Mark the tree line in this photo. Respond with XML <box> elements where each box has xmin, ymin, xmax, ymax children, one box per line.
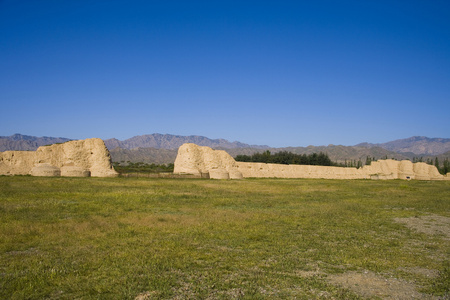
<box><xmin>235</xmin><ymin>151</ymin><xmax>337</xmax><ymax>166</ymax></box>
<box><xmin>235</xmin><ymin>151</ymin><xmax>379</xmax><ymax>168</ymax></box>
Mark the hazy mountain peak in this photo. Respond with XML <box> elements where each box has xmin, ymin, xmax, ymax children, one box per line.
<box><xmin>104</xmin><ymin>133</ymin><xmax>270</xmax><ymax>150</ymax></box>
<box><xmin>0</xmin><ymin>134</ymin><xmax>72</xmax><ymax>152</ymax></box>
<box><xmin>356</xmin><ymin>136</ymin><xmax>450</xmax><ymax>155</ymax></box>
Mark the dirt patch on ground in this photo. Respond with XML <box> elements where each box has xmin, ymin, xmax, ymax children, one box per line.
<box><xmin>397</xmin><ymin>267</ymin><xmax>440</xmax><ymax>279</ymax></box>
<box><xmin>394</xmin><ymin>215</ymin><xmax>450</xmax><ymax>240</ymax></box>
<box><xmin>135</xmin><ymin>291</ymin><xmax>159</xmax><ymax>300</ymax></box>
<box><xmin>328</xmin><ymin>271</ymin><xmax>436</xmax><ymax>299</ymax></box>
<box><xmin>327</xmin><ymin>215</ymin><xmax>449</xmax><ymax>299</ymax></box>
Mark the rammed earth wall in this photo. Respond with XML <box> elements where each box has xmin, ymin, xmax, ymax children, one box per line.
<box><xmin>0</xmin><ymin>138</ymin><xmax>118</xmax><ymax>177</ymax></box>
<box><xmin>174</xmin><ymin>143</ymin><xmax>448</xmax><ymax>180</ymax></box>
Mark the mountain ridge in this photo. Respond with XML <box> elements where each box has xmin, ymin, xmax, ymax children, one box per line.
<box><xmin>0</xmin><ymin>134</ymin><xmax>72</xmax><ymax>152</ymax></box>
<box><xmin>1</xmin><ymin>134</ymin><xmax>449</xmax><ymax>161</ymax></box>
<box><xmin>103</xmin><ymin>133</ymin><xmax>270</xmax><ymax>150</ymax></box>
<box><xmin>356</xmin><ymin>136</ymin><xmax>450</xmax><ymax>156</ymax></box>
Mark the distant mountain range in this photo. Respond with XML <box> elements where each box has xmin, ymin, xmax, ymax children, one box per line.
<box><xmin>1</xmin><ymin>134</ymin><xmax>449</xmax><ymax>165</ymax></box>
<box><xmin>0</xmin><ymin>134</ymin><xmax>71</xmax><ymax>152</ymax></box>
<box><xmin>103</xmin><ymin>134</ymin><xmax>270</xmax><ymax>150</ymax></box>
<box><xmin>356</xmin><ymin>136</ymin><xmax>450</xmax><ymax>156</ymax></box>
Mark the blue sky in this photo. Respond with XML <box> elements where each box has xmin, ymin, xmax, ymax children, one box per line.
<box><xmin>1</xmin><ymin>0</ymin><xmax>449</xmax><ymax>147</ymax></box>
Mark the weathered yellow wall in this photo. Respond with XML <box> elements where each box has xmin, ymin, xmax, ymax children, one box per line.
<box><xmin>236</xmin><ymin>159</ymin><xmax>445</xmax><ymax>180</ymax></box>
<box><xmin>174</xmin><ymin>143</ymin><xmax>242</xmax><ymax>179</ymax></box>
<box><xmin>174</xmin><ymin>143</ymin><xmax>447</xmax><ymax>180</ymax></box>
<box><xmin>235</xmin><ymin>162</ymin><xmax>367</xmax><ymax>179</ymax></box>
<box><xmin>0</xmin><ymin>138</ymin><xmax>118</xmax><ymax>177</ymax></box>
<box><xmin>0</xmin><ymin>151</ymin><xmax>36</xmax><ymax>175</ymax></box>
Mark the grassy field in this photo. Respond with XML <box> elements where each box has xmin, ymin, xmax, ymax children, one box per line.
<box><xmin>0</xmin><ymin>176</ymin><xmax>449</xmax><ymax>299</ymax></box>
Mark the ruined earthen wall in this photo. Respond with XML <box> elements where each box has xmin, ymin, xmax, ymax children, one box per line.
<box><xmin>173</xmin><ymin>143</ymin><xmax>448</xmax><ymax>180</ymax></box>
<box><xmin>0</xmin><ymin>151</ymin><xmax>36</xmax><ymax>175</ymax></box>
<box><xmin>235</xmin><ymin>162</ymin><xmax>367</xmax><ymax>179</ymax></box>
<box><xmin>0</xmin><ymin>138</ymin><xmax>118</xmax><ymax>177</ymax></box>
<box><xmin>174</xmin><ymin>143</ymin><xmax>242</xmax><ymax>179</ymax></box>
<box><xmin>238</xmin><ymin>158</ymin><xmax>446</xmax><ymax>180</ymax></box>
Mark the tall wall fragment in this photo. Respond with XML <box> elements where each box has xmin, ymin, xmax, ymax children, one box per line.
<box><xmin>173</xmin><ymin>143</ymin><xmax>243</xmax><ymax>179</ymax></box>
<box><xmin>173</xmin><ymin>143</ymin><xmax>447</xmax><ymax>180</ymax></box>
<box><xmin>0</xmin><ymin>138</ymin><xmax>118</xmax><ymax>177</ymax></box>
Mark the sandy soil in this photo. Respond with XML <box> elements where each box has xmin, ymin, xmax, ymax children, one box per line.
<box><xmin>327</xmin><ymin>214</ymin><xmax>449</xmax><ymax>299</ymax></box>
<box><xmin>394</xmin><ymin>215</ymin><xmax>450</xmax><ymax>240</ymax></box>
<box><xmin>328</xmin><ymin>270</ymin><xmax>436</xmax><ymax>299</ymax></box>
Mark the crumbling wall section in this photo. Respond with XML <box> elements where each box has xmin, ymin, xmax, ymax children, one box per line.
<box><xmin>235</xmin><ymin>162</ymin><xmax>367</xmax><ymax>179</ymax></box>
<box><xmin>173</xmin><ymin>143</ymin><xmax>447</xmax><ymax>180</ymax></box>
<box><xmin>0</xmin><ymin>138</ymin><xmax>118</xmax><ymax>177</ymax></box>
<box><xmin>0</xmin><ymin>151</ymin><xmax>36</xmax><ymax>175</ymax></box>
<box><xmin>173</xmin><ymin>143</ymin><xmax>242</xmax><ymax>179</ymax></box>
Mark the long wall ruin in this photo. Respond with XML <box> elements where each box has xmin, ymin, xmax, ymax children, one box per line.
<box><xmin>2</xmin><ymin>140</ymin><xmax>447</xmax><ymax>180</ymax></box>
<box><xmin>174</xmin><ymin>143</ymin><xmax>449</xmax><ymax>180</ymax></box>
<box><xmin>0</xmin><ymin>138</ymin><xmax>118</xmax><ymax>177</ymax></box>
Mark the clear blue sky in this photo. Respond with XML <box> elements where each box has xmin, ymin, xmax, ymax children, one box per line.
<box><xmin>1</xmin><ymin>0</ymin><xmax>449</xmax><ymax>147</ymax></box>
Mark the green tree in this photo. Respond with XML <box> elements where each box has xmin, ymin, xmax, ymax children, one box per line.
<box><xmin>443</xmin><ymin>158</ymin><xmax>449</xmax><ymax>174</ymax></box>
<box><xmin>235</xmin><ymin>151</ymin><xmax>337</xmax><ymax>167</ymax></box>
<box><xmin>434</xmin><ymin>157</ymin><xmax>440</xmax><ymax>171</ymax></box>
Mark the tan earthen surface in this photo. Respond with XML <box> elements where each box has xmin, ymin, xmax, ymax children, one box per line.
<box><xmin>174</xmin><ymin>143</ymin><xmax>447</xmax><ymax>180</ymax></box>
<box><xmin>30</xmin><ymin>163</ymin><xmax>61</xmax><ymax>177</ymax></box>
<box><xmin>0</xmin><ymin>138</ymin><xmax>118</xmax><ymax>177</ymax></box>
<box><xmin>173</xmin><ymin>143</ymin><xmax>243</xmax><ymax>179</ymax></box>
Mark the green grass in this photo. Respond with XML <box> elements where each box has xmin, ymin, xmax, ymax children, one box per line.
<box><xmin>112</xmin><ymin>162</ymin><xmax>174</xmax><ymax>174</ymax></box>
<box><xmin>0</xmin><ymin>177</ymin><xmax>449</xmax><ymax>299</ymax></box>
